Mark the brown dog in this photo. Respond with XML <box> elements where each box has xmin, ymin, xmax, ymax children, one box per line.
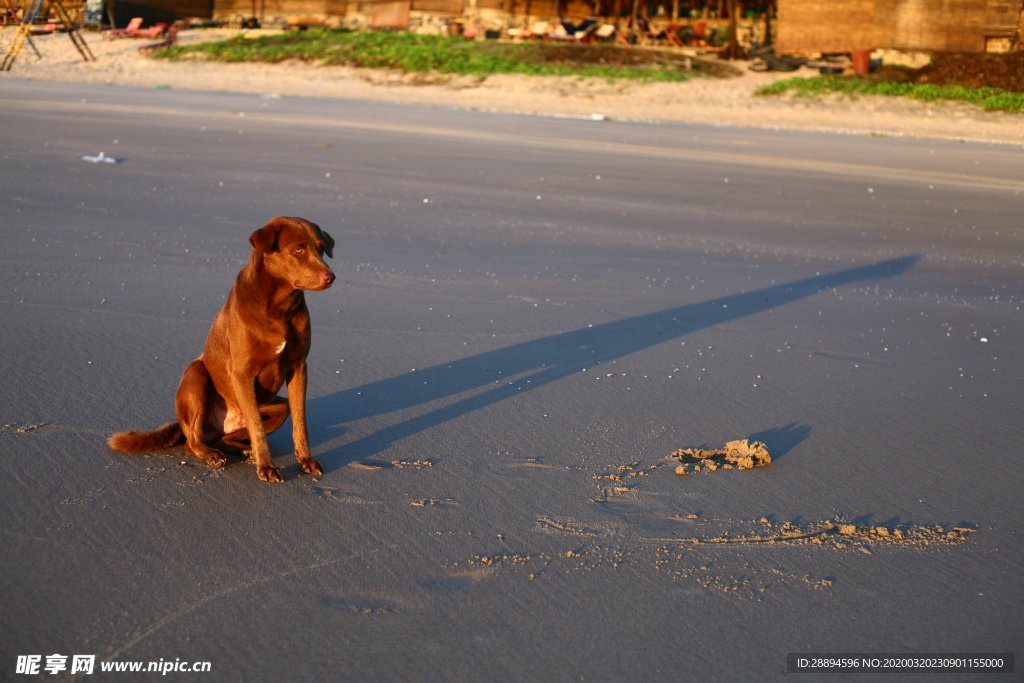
<box><xmin>108</xmin><ymin>216</ymin><xmax>336</xmax><ymax>482</ymax></box>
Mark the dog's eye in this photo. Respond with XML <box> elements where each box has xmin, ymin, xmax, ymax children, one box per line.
<box><xmin>293</xmin><ymin>246</ymin><xmax>305</xmax><ymax>255</ymax></box>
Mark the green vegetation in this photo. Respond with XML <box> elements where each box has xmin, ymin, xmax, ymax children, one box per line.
<box><xmin>755</xmin><ymin>75</ymin><xmax>1024</xmax><ymax>113</ymax></box>
<box><xmin>152</xmin><ymin>28</ymin><xmax>736</xmax><ymax>82</ymax></box>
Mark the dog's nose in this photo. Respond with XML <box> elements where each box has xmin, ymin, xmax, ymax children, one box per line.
<box><xmin>321</xmin><ymin>271</ymin><xmax>336</xmax><ymax>287</ymax></box>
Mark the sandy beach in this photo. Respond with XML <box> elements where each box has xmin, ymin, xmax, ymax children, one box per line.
<box><xmin>1</xmin><ymin>29</ymin><xmax>1022</xmax><ymax>682</ymax></box>
<box><xmin>5</xmin><ymin>27</ymin><xmax>1024</xmax><ymax>145</ymax></box>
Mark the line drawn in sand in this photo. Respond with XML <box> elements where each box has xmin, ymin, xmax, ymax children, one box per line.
<box><xmin>536</xmin><ymin>515</ymin><xmax>611</xmax><ymax>537</ymax></box>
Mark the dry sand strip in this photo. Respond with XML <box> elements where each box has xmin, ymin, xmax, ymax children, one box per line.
<box><xmin>3</xmin><ymin>29</ymin><xmax>1023</xmax><ymax>146</ymax></box>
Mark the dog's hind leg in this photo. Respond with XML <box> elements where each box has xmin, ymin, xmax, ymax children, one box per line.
<box><xmin>220</xmin><ymin>399</ymin><xmax>289</xmax><ymax>456</ymax></box>
<box><xmin>175</xmin><ymin>359</ymin><xmax>228</xmax><ymax>468</ymax></box>
<box><xmin>259</xmin><ymin>397</ymin><xmax>290</xmax><ymax>434</ymax></box>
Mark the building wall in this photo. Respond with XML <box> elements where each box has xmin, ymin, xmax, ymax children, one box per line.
<box><xmin>887</xmin><ymin>0</ymin><xmax>992</xmax><ymax>51</ymax></box>
<box><xmin>777</xmin><ymin>0</ymin><xmax>1023</xmax><ymax>52</ymax></box>
<box><xmin>213</xmin><ymin>0</ymin><xmax>345</xmax><ymax>22</ymax></box>
<box><xmin>777</xmin><ymin>0</ymin><xmax>876</xmax><ymax>52</ymax></box>
<box><xmin>412</xmin><ymin>0</ymin><xmax>463</xmax><ymax>13</ymax></box>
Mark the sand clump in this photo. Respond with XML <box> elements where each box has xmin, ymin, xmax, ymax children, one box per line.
<box><xmin>670</xmin><ymin>439</ymin><xmax>771</xmax><ymax>476</ymax></box>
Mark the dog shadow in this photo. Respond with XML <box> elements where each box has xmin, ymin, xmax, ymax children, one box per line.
<box><xmin>306</xmin><ymin>256</ymin><xmax>918</xmax><ymax>473</ymax></box>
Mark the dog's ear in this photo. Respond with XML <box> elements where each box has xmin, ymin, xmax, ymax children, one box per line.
<box><xmin>320</xmin><ymin>229</ymin><xmax>335</xmax><ymax>259</ymax></box>
<box><xmin>249</xmin><ymin>218</ymin><xmax>286</xmax><ymax>253</ymax></box>
<box><xmin>305</xmin><ymin>220</ymin><xmax>334</xmax><ymax>259</ymax></box>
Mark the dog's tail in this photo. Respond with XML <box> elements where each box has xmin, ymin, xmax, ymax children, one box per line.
<box><xmin>107</xmin><ymin>422</ymin><xmax>184</xmax><ymax>453</ymax></box>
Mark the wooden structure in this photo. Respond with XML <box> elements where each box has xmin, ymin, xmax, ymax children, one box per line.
<box><xmin>209</xmin><ymin>0</ymin><xmax>772</xmax><ymax>30</ymax></box>
<box><xmin>777</xmin><ymin>0</ymin><xmax>1024</xmax><ymax>53</ymax></box>
<box><xmin>2</xmin><ymin>0</ymin><xmax>95</xmax><ymax>70</ymax></box>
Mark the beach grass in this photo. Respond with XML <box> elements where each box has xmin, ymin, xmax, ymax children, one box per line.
<box><xmin>152</xmin><ymin>28</ymin><xmax>736</xmax><ymax>82</ymax></box>
<box><xmin>755</xmin><ymin>75</ymin><xmax>1024</xmax><ymax>113</ymax></box>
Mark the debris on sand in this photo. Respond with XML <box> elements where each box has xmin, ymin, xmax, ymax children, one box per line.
<box><xmin>390</xmin><ymin>459</ymin><xmax>433</xmax><ymax>469</ymax></box>
<box><xmin>81</xmin><ymin>152</ymin><xmax>120</xmax><ymax>164</ymax></box>
<box><xmin>644</xmin><ymin>518</ymin><xmax>975</xmax><ymax>550</ymax></box>
<box><xmin>0</xmin><ymin>422</ymin><xmax>46</xmax><ymax>434</ymax></box>
<box><xmin>410</xmin><ymin>497</ymin><xmax>457</xmax><ymax>508</ymax></box>
<box><xmin>669</xmin><ymin>439</ymin><xmax>771</xmax><ymax>475</ymax></box>
<box><xmin>592</xmin><ymin>461</ymin><xmax>660</xmax><ymax>481</ymax></box>
<box><xmin>463</xmin><ymin>552</ymin><xmax>538</xmax><ymax>568</ymax></box>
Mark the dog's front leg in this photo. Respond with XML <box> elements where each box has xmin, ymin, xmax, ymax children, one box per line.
<box><xmin>287</xmin><ymin>361</ymin><xmax>322</xmax><ymax>476</ymax></box>
<box><xmin>230</xmin><ymin>372</ymin><xmax>284</xmax><ymax>483</ymax></box>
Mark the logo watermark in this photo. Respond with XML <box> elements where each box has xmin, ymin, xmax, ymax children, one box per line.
<box><xmin>15</xmin><ymin>655</ymin><xmax>212</xmax><ymax>676</ymax></box>
<box><xmin>786</xmin><ymin>652</ymin><xmax>1013</xmax><ymax>673</ymax></box>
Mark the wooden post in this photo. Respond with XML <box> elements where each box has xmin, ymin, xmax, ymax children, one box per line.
<box><xmin>726</xmin><ymin>0</ymin><xmax>739</xmax><ymax>57</ymax></box>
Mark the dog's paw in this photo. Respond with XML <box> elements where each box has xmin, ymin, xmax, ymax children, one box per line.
<box><xmin>203</xmin><ymin>450</ymin><xmax>228</xmax><ymax>468</ymax></box>
<box><xmin>299</xmin><ymin>458</ymin><xmax>323</xmax><ymax>477</ymax></box>
<box><xmin>257</xmin><ymin>465</ymin><xmax>284</xmax><ymax>483</ymax></box>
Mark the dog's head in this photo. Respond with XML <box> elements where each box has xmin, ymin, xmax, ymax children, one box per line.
<box><xmin>249</xmin><ymin>216</ymin><xmax>336</xmax><ymax>291</ymax></box>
